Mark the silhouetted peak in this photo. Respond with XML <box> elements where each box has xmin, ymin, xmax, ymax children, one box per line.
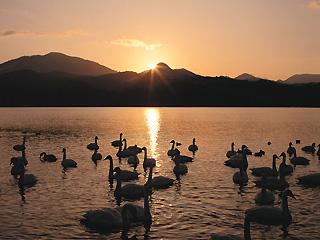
<box><xmin>156</xmin><ymin>62</ymin><xmax>172</xmax><ymax>70</ymax></box>
<box><xmin>236</xmin><ymin>73</ymin><xmax>258</xmax><ymax>81</ymax></box>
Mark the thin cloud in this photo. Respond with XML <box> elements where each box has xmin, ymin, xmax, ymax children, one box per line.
<box><xmin>308</xmin><ymin>0</ymin><xmax>320</xmax><ymax>9</ymax></box>
<box><xmin>0</xmin><ymin>28</ymin><xmax>87</xmax><ymax>38</ymax></box>
<box><xmin>111</xmin><ymin>39</ymin><xmax>162</xmax><ymax>51</ymax></box>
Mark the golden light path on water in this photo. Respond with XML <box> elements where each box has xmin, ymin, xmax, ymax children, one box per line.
<box><xmin>144</xmin><ymin>108</ymin><xmax>160</xmax><ymax>161</ymax></box>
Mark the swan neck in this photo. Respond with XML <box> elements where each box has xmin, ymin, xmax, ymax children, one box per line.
<box><xmin>63</xmin><ymin>151</ymin><xmax>66</xmax><ymax>161</ymax></box>
<box><xmin>23</xmin><ymin>137</ymin><xmax>26</xmax><ymax>145</ymax></box>
<box><xmin>109</xmin><ymin>158</ymin><xmax>114</xmax><ymax>179</ymax></box>
<box><xmin>171</xmin><ymin>142</ymin><xmax>174</xmax><ymax>150</ymax></box>
<box><xmin>147</xmin><ymin>167</ymin><xmax>153</xmax><ymax>183</ymax></box>
<box><xmin>231</xmin><ymin>143</ymin><xmax>234</xmax><ymax>151</ymax></box>
<box><xmin>244</xmin><ymin>218</ymin><xmax>251</xmax><ymax>240</ymax></box>
<box><xmin>193</xmin><ymin>139</ymin><xmax>195</xmax><ymax>145</ymax></box>
<box><xmin>282</xmin><ymin>196</ymin><xmax>289</xmax><ymax>213</ymax></box>
<box><xmin>123</xmin><ymin>140</ymin><xmax>127</xmax><ymax>150</ymax></box>
<box><xmin>22</xmin><ymin>150</ymin><xmax>25</xmax><ymax>159</ymax></box>
<box><xmin>144</xmin><ymin>149</ymin><xmax>147</xmax><ymax>160</ymax></box>
<box><xmin>144</xmin><ymin>193</ymin><xmax>152</xmax><ymax>227</ymax></box>
<box><xmin>272</xmin><ymin>158</ymin><xmax>277</xmax><ymax>171</ymax></box>
<box><xmin>115</xmin><ymin>178</ymin><xmax>122</xmax><ymax>195</ymax></box>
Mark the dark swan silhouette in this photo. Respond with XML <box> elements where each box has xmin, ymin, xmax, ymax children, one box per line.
<box><xmin>40</xmin><ymin>152</ymin><xmax>57</xmax><ymax>162</ymax></box>
<box><xmin>87</xmin><ymin>136</ymin><xmax>99</xmax><ymax>150</ymax></box>
<box><xmin>61</xmin><ymin>148</ymin><xmax>77</xmax><ymax>168</ymax></box>
<box><xmin>13</xmin><ymin>136</ymin><xmax>26</xmax><ymax>151</ymax></box>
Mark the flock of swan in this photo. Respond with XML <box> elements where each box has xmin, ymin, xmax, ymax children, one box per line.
<box><xmin>212</xmin><ymin>141</ymin><xmax>320</xmax><ymax>240</ymax></box>
<box><xmin>8</xmin><ymin>134</ymin><xmax>320</xmax><ymax>239</ymax></box>
<box><xmin>9</xmin><ymin>134</ymin><xmax>198</xmax><ymax>238</ymax></box>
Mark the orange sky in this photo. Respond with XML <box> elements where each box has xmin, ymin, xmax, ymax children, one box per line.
<box><xmin>0</xmin><ymin>0</ymin><xmax>319</xmax><ymax>79</ymax></box>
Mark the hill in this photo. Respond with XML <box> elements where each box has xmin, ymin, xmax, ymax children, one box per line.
<box><xmin>285</xmin><ymin>74</ymin><xmax>320</xmax><ymax>84</ymax></box>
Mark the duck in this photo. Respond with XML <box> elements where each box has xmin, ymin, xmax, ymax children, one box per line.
<box><xmin>81</xmin><ymin>183</ymin><xmax>152</xmax><ymax>233</ymax></box>
<box><xmin>142</xmin><ymin>147</ymin><xmax>156</xmax><ymax>172</ymax></box>
<box><xmin>188</xmin><ymin>138</ymin><xmax>198</xmax><ymax>154</ymax></box>
<box><xmin>278</xmin><ymin>152</ymin><xmax>293</xmax><ymax>176</ymax></box>
<box><xmin>244</xmin><ymin>190</ymin><xmax>295</xmax><ymax>239</ymax></box>
<box><xmin>40</xmin><ymin>152</ymin><xmax>57</xmax><ymax>162</ymax></box>
<box><xmin>290</xmin><ymin>148</ymin><xmax>310</xmax><ymax>167</ymax></box>
<box><xmin>92</xmin><ymin>149</ymin><xmax>102</xmax><ymax>162</ymax></box>
<box><xmin>301</xmin><ymin>143</ymin><xmax>316</xmax><ymax>154</ymax></box>
<box><xmin>297</xmin><ymin>173</ymin><xmax>320</xmax><ymax>187</ymax></box>
<box><xmin>253</xmin><ymin>150</ymin><xmax>265</xmax><ymax>157</ymax></box>
<box><xmin>250</xmin><ymin>154</ymin><xmax>278</xmax><ymax>177</ymax></box>
<box><xmin>111</xmin><ymin>133</ymin><xmax>123</xmax><ymax>148</ymax></box>
<box><xmin>114</xmin><ymin>172</ymin><xmax>146</xmax><ymax>200</ymax></box>
<box><xmin>286</xmin><ymin>142</ymin><xmax>295</xmax><ymax>157</ymax></box>
<box><xmin>173</xmin><ymin>158</ymin><xmax>188</xmax><ymax>176</ymax></box>
<box><xmin>18</xmin><ymin>168</ymin><xmax>37</xmax><ymax>188</ymax></box>
<box><xmin>167</xmin><ymin>140</ymin><xmax>180</xmax><ymax>157</ymax></box>
<box><xmin>226</xmin><ymin>142</ymin><xmax>236</xmax><ymax>158</ymax></box>
<box><xmin>254</xmin><ymin>177</ymin><xmax>275</xmax><ymax>205</ymax></box>
<box><xmin>104</xmin><ymin>155</ymin><xmax>139</xmax><ymax>181</ymax></box>
<box><xmin>224</xmin><ymin>146</ymin><xmax>250</xmax><ymax>169</ymax></box>
<box><xmin>61</xmin><ymin>148</ymin><xmax>77</xmax><ymax>168</ymax></box>
<box><xmin>13</xmin><ymin>136</ymin><xmax>26</xmax><ymax>151</ymax></box>
<box><xmin>317</xmin><ymin>144</ymin><xmax>320</xmax><ymax>157</ymax></box>
<box><xmin>87</xmin><ymin>136</ymin><xmax>99</xmax><ymax>150</ymax></box>
<box><xmin>149</xmin><ymin>167</ymin><xmax>174</xmax><ymax>189</ymax></box>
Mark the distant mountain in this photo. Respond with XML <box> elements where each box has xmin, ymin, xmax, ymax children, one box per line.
<box><xmin>285</xmin><ymin>74</ymin><xmax>320</xmax><ymax>84</ymax></box>
<box><xmin>235</xmin><ymin>73</ymin><xmax>259</xmax><ymax>81</ymax></box>
<box><xmin>0</xmin><ymin>52</ymin><xmax>116</xmax><ymax>76</ymax></box>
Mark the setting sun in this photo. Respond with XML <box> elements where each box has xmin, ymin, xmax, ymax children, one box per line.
<box><xmin>147</xmin><ymin>63</ymin><xmax>157</xmax><ymax>70</ymax></box>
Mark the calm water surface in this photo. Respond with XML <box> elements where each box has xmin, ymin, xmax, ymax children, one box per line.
<box><xmin>0</xmin><ymin>107</ymin><xmax>320</xmax><ymax>240</ymax></box>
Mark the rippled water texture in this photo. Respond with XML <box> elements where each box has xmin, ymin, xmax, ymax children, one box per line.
<box><xmin>0</xmin><ymin>107</ymin><xmax>320</xmax><ymax>239</ymax></box>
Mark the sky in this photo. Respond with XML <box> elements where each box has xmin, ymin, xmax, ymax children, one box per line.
<box><xmin>0</xmin><ymin>0</ymin><xmax>319</xmax><ymax>80</ymax></box>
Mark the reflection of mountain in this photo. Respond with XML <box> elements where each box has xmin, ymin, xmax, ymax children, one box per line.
<box><xmin>1</xmin><ymin>53</ymin><xmax>320</xmax><ymax>107</ymax></box>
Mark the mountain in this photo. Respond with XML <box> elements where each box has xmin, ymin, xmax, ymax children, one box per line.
<box><xmin>235</xmin><ymin>73</ymin><xmax>260</xmax><ymax>81</ymax></box>
<box><xmin>285</xmin><ymin>74</ymin><xmax>320</xmax><ymax>84</ymax></box>
<box><xmin>0</xmin><ymin>52</ymin><xmax>116</xmax><ymax>76</ymax></box>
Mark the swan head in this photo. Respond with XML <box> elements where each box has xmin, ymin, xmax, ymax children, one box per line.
<box><xmin>170</xmin><ymin>140</ymin><xmax>175</xmax><ymax>144</ymax></box>
<box><xmin>176</xmin><ymin>142</ymin><xmax>182</xmax><ymax>147</ymax></box>
<box><xmin>40</xmin><ymin>152</ymin><xmax>46</xmax><ymax>157</ymax></box>
<box><xmin>62</xmin><ymin>148</ymin><xmax>66</xmax><ymax>153</ymax></box>
<box><xmin>279</xmin><ymin>152</ymin><xmax>286</xmax><ymax>158</ymax></box>
<box><xmin>142</xmin><ymin>146</ymin><xmax>147</xmax><ymax>151</ymax></box>
<box><xmin>94</xmin><ymin>136</ymin><xmax>98</xmax><ymax>140</ymax></box>
<box><xmin>120</xmin><ymin>133</ymin><xmax>123</xmax><ymax>136</ymax></box>
<box><xmin>243</xmin><ymin>148</ymin><xmax>252</xmax><ymax>155</ymax></box>
<box><xmin>104</xmin><ymin>155</ymin><xmax>112</xmax><ymax>161</ymax></box>
<box><xmin>312</xmin><ymin>143</ymin><xmax>316</xmax><ymax>147</ymax></box>
<box><xmin>289</xmin><ymin>142</ymin><xmax>293</xmax><ymax>146</ymax></box>
<box><xmin>267</xmin><ymin>141</ymin><xmax>272</xmax><ymax>145</ymax></box>
<box><xmin>113</xmin><ymin>167</ymin><xmax>121</xmax><ymax>173</ymax></box>
<box><xmin>231</xmin><ymin>142</ymin><xmax>235</xmax><ymax>146</ymax></box>
<box><xmin>241</xmin><ymin>145</ymin><xmax>248</xmax><ymax>150</ymax></box>
<box><xmin>272</xmin><ymin>154</ymin><xmax>279</xmax><ymax>160</ymax></box>
<box><xmin>122</xmin><ymin>138</ymin><xmax>127</xmax><ymax>142</ymax></box>
<box><xmin>281</xmin><ymin>189</ymin><xmax>296</xmax><ymax>199</ymax></box>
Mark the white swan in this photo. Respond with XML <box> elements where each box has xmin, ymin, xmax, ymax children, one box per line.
<box><xmin>244</xmin><ymin>190</ymin><xmax>295</xmax><ymax>239</ymax></box>
<box><xmin>250</xmin><ymin>154</ymin><xmax>278</xmax><ymax>177</ymax></box>
<box><xmin>167</xmin><ymin>140</ymin><xmax>180</xmax><ymax>157</ymax></box>
<box><xmin>92</xmin><ymin>149</ymin><xmax>102</xmax><ymax>162</ymax></box>
<box><xmin>188</xmin><ymin>138</ymin><xmax>198</xmax><ymax>153</ymax></box>
<box><xmin>40</xmin><ymin>152</ymin><xmax>57</xmax><ymax>162</ymax></box>
<box><xmin>297</xmin><ymin>173</ymin><xmax>320</xmax><ymax>187</ymax></box>
<box><xmin>61</xmin><ymin>148</ymin><xmax>77</xmax><ymax>168</ymax></box>
<box><xmin>87</xmin><ymin>136</ymin><xmax>99</xmax><ymax>150</ymax></box>
<box><xmin>142</xmin><ymin>147</ymin><xmax>156</xmax><ymax>172</ymax></box>
<box><xmin>226</xmin><ymin>142</ymin><xmax>236</xmax><ymax>158</ymax></box>
<box><xmin>290</xmin><ymin>148</ymin><xmax>310</xmax><ymax>167</ymax></box>
<box><xmin>13</xmin><ymin>136</ymin><xmax>26</xmax><ymax>151</ymax></box>
<box><xmin>301</xmin><ymin>142</ymin><xmax>316</xmax><ymax>154</ymax></box>
<box><xmin>278</xmin><ymin>152</ymin><xmax>293</xmax><ymax>176</ymax></box>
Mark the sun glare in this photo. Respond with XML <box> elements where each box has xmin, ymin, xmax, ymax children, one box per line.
<box><xmin>148</xmin><ymin>63</ymin><xmax>157</xmax><ymax>70</ymax></box>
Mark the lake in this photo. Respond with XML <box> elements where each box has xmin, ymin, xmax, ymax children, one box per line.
<box><xmin>0</xmin><ymin>107</ymin><xmax>320</xmax><ymax>239</ymax></box>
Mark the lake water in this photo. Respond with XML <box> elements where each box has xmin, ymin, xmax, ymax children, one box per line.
<box><xmin>0</xmin><ymin>107</ymin><xmax>320</xmax><ymax>240</ymax></box>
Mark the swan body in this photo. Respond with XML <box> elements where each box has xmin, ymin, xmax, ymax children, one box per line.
<box><xmin>226</xmin><ymin>142</ymin><xmax>236</xmax><ymax>158</ymax></box>
<box><xmin>250</xmin><ymin>154</ymin><xmax>278</xmax><ymax>177</ymax></box>
<box><xmin>104</xmin><ymin>155</ymin><xmax>139</xmax><ymax>181</ymax></box>
<box><xmin>87</xmin><ymin>136</ymin><xmax>99</xmax><ymax>150</ymax></box>
<box><xmin>151</xmin><ymin>176</ymin><xmax>174</xmax><ymax>189</ymax></box>
<box><xmin>114</xmin><ymin>180</ymin><xmax>144</xmax><ymax>200</ymax></box>
<box><xmin>173</xmin><ymin>154</ymin><xmax>193</xmax><ymax>164</ymax></box>
<box><xmin>173</xmin><ymin>159</ymin><xmax>188</xmax><ymax>176</ymax></box>
<box><xmin>233</xmin><ymin>169</ymin><xmax>248</xmax><ymax>185</ymax></box>
<box><xmin>255</xmin><ymin>188</ymin><xmax>275</xmax><ymax>205</ymax></box>
<box><xmin>142</xmin><ymin>147</ymin><xmax>156</xmax><ymax>171</ymax></box>
<box><xmin>40</xmin><ymin>152</ymin><xmax>57</xmax><ymax>162</ymax></box>
<box><xmin>92</xmin><ymin>149</ymin><xmax>102</xmax><ymax>161</ymax></box>
<box><xmin>287</xmin><ymin>142</ymin><xmax>295</xmax><ymax>157</ymax></box>
<box><xmin>61</xmin><ymin>148</ymin><xmax>77</xmax><ymax>168</ymax></box>
<box><xmin>297</xmin><ymin>173</ymin><xmax>320</xmax><ymax>187</ymax></box>
<box><xmin>127</xmin><ymin>155</ymin><xmax>139</xmax><ymax>166</ymax></box>
<box><xmin>18</xmin><ymin>172</ymin><xmax>37</xmax><ymax>188</ymax></box>
<box><xmin>117</xmin><ymin>139</ymin><xmax>136</xmax><ymax>158</ymax></box>
<box><xmin>111</xmin><ymin>133</ymin><xmax>123</xmax><ymax>147</ymax></box>
<box><xmin>301</xmin><ymin>143</ymin><xmax>316</xmax><ymax>154</ymax></box>
<box><xmin>317</xmin><ymin>144</ymin><xmax>320</xmax><ymax>157</ymax></box>
<box><xmin>225</xmin><ymin>146</ymin><xmax>250</xmax><ymax>169</ymax></box>
<box><xmin>167</xmin><ymin>140</ymin><xmax>180</xmax><ymax>157</ymax></box>
<box><xmin>290</xmin><ymin>149</ymin><xmax>310</xmax><ymax>167</ymax></box>
<box><xmin>188</xmin><ymin>138</ymin><xmax>198</xmax><ymax>153</ymax></box>
<box><xmin>254</xmin><ymin>150</ymin><xmax>265</xmax><ymax>157</ymax></box>
<box><xmin>254</xmin><ymin>176</ymin><xmax>289</xmax><ymax>191</ymax></box>
<box><xmin>13</xmin><ymin>136</ymin><xmax>26</xmax><ymax>151</ymax></box>
<box><xmin>278</xmin><ymin>152</ymin><xmax>293</xmax><ymax>176</ymax></box>
<box><xmin>127</xmin><ymin>145</ymin><xmax>142</xmax><ymax>155</ymax></box>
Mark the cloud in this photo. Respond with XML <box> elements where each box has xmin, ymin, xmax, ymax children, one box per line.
<box><xmin>111</xmin><ymin>39</ymin><xmax>162</xmax><ymax>50</ymax></box>
<box><xmin>308</xmin><ymin>0</ymin><xmax>320</xmax><ymax>9</ymax></box>
<box><xmin>0</xmin><ymin>28</ymin><xmax>87</xmax><ymax>38</ymax></box>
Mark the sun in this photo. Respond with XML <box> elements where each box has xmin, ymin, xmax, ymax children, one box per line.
<box><xmin>147</xmin><ymin>62</ymin><xmax>157</xmax><ymax>70</ymax></box>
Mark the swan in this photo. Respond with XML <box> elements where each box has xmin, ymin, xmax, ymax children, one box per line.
<box><xmin>286</xmin><ymin>142</ymin><xmax>295</xmax><ymax>157</ymax></box>
<box><xmin>301</xmin><ymin>143</ymin><xmax>316</xmax><ymax>154</ymax></box>
<box><xmin>233</xmin><ymin>167</ymin><xmax>248</xmax><ymax>186</ymax></box>
<box><xmin>244</xmin><ymin>189</ymin><xmax>295</xmax><ymax>239</ymax></box>
<box><xmin>253</xmin><ymin>150</ymin><xmax>265</xmax><ymax>157</ymax></box>
<box><xmin>226</xmin><ymin>142</ymin><xmax>236</xmax><ymax>158</ymax></box>
<box><xmin>296</xmin><ymin>139</ymin><xmax>301</xmax><ymax>144</ymax></box>
<box><xmin>104</xmin><ymin>155</ymin><xmax>139</xmax><ymax>181</ymax></box>
<box><xmin>142</xmin><ymin>147</ymin><xmax>156</xmax><ymax>172</ymax></box>
<box><xmin>127</xmin><ymin>145</ymin><xmax>143</xmax><ymax>155</ymax></box>
<box><xmin>114</xmin><ymin>174</ymin><xmax>145</xmax><ymax>200</ymax></box>
<box><xmin>317</xmin><ymin>144</ymin><xmax>320</xmax><ymax>157</ymax></box>
<box><xmin>173</xmin><ymin>158</ymin><xmax>188</xmax><ymax>176</ymax></box>
<box><xmin>149</xmin><ymin>167</ymin><xmax>174</xmax><ymax>189</ymax></box>
<box><xmin>61</xmin><ymin>148</ymin><xmax>77</xmax><ymax>168</ymax></box>
<box><xmin>167</xmin><ymin>140</ymin><xmax>180</xmax><ymax>157</ymax></box>
<box><xmin>18</xmin><ymin>169</ymin><xmax>37</xmax><ymax>188</ymax></box>
<box><xmin>224</xmin><ymin>146</ymin><xmax>250</xmax><ymax>169</ymax></box>
<box><xmin>81</xmin><ymin>183</ymin><xmax>151</xmax><ymax>233</ymax></box>
<box><xmin>254</xmin><ymin>175</ymin><xmax>289</xmax><ymax>191</ymax></box>
<box><xmin>40</xmin><ymin>152</ymin><xmax>57</xmax><ymax>162</ymax></box>
<box><xmin>127</xmin><ymin>155</ymin><xmax>139</xmax><ymax>167</ymax></box>
<box><xmin>188</xmin><ymin>138</ymin><xmax>198</xmax><ymax>153</ymax></box>
<box><xmin>87</xmin><ymin>136</ymin><xmax>99</xmax><ymax>150</ymax></box>
<box><xmin>13</xmin><ymin>136</ymin><xmax>26</xmax><ymax>151</ymax></box>
<box><xmin>297</xmin><ymin>173</ymin><xmax>320</xmax><ymax>187</ymax></box>
<box><xmin>111</xmin><ymin>133</ymin><xmax>123</xmax><ymax>148</ymax></box>
<box><xmin>92</xmin><ymin>149</ymin><xmax>102</xmax><ymax>162</ymax></box>
<box><xmin>278</xmin><ymin>152</ymin><xmax>293</xmax><ymax>176</ymax></box>
<box><xmin>172</xmin><ymin>153</ymin><xmax>193</xmax><ymax>164</ymax></box>
<box><xmin>290</xmin><ymin>148</ymin><xmax>310</xmax><ymax>167</ymax></box>
<box><xmin>10</xmin><ymin>150</ymin><xmax>28</xmax><ymax>167</ymax></box>
<box><xmin>10</xmin><ymin>156</ymin><xmax>25</xmax><ymax>177</ymax></box>
<box><xmin>117</xmin><ymin>139</ymin><xmax>135</xmax><ymax>158</ymax></box>
<box><xmin>250</xmin><ymin>154</ymin><xmax>278</xmax><ymax>177</ymax></box>
<box><xmin>254</xmin><ymin>177</ymin><xmax>275</xmax><ymax>205</ymax></box>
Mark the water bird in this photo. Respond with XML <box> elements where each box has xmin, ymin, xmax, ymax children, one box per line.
<box><xmin>167</xmin><ymin>140</ymin><xmax>180</xmax><ymax>157</ymax></box>
<box><xmin>149</xmin><ymin>166</ymin><xmax>174</xmax><ymax>189</ymax></box>
<box><xmin>40</xmin><ymin>152</ymin><xmax>57</xmax><ymax>162</ymax></box>
<box><xmin>290</xmin><ymin>148</ymin><xmax>310</xmax><ymax>167</ymax></box>
<box><xmin>142</xmin><ymin>147</ymin><xmax>156</xmax><ymax>172</ymax></box>
<box><xmin>278</xmin><ymin>152</ymin><xmax>293</xmax><ymax>176</ymax></box>
<box><xmin>10</xmin><ymin>153</ymin><xmax>26</xmax><ymax>177</ymax></box>
<box><xmin>18</xmin><ymin>168</ymin><xmax>37</xmax><ymax>188</ymax></box>
<box><xmin>250</xmin><ymin>154</ymin><xmax>278</xmax><ymax>177</ymax></box>
<box><xmin>226</xmin><ymin>142</ymin><xmax>236</xmax><ymax>158</ymax></box>
<box><xmin>254</xmin><ymin>175</ymin><xmax>289</xmax><ymax>191</ymax></box>
<box><xmin>10</xmin><ymin>150</ymin><xmax>28</xmax><ymax>167</ymax></box>
<box><xmin>317</xmin><ymin>144</ymin><xmax>320</xmax><ymax>157</ymax></box>
<box><xmin>286</xmin><ymin>142</ymin><xmax>295</xmax><ymax>157</ymax></box>
<box><xmin>172</xmin><ymin>153</ymin><xmax>193</xmax><ymax>164</ymax></box>
<box><xmin>114</xmin><ymin>172</ymin><xmax>146</xmax><ymax>200</ymax></box>
<box><xmin>296</xmin><ymin>139</ymin><xmax>301</xmax><ymax>144</ymax></box>
<box><xmin>253</xmin><ymin>150</ymin><xmax>265</xmax><ymax>157</ymax></box>
<box><xmin>117</xmin><ymin>139</ymin><xmax>136</xmax><ymax>158</ymax></box>
<box><xmin>92</xmin><ymin>149</ymin><xmax>102</xmax><ymax>161</ymax></box>
<box><xmin>104</xmin><ymin>155</ymin><xmax>139</xmax><ymax>181</ymax></box>
<box><xmin>301</xmin><ymin>143</ymin><xmax>316</xmax><ymax>154</ymax></box>
<box><xmin>13</xmin><ymin>136</ymin><xmax>26</xmax><ymax>151</ymax></box>
<box><xmin>87</xmin><ymin>136</ymin><xmax>99</xmax><ymax>150</ymax></box>
<box><xmin>61</xmin><ymin>148</ymin><xmax>77</xmax><ymax>168</ymax></box>
<box><xmin>173</xmin><ymin>158</ymin><xmax>188</xmax><ymax>176</ymax></box>
<box><xmin>254</xmin><ymin>177</ymin><xmax>275</xmax><ymax>205</ymax></box>
<box><xmin>233</xmin><ymin>166</ymin><xmax>248</xmax><ymax>186</ymax></box>
<box><xmin>224</xmin><ymin>145</ymin><xmax>251</xmax><ymax>169</ymax></box>
<box><xmin>244</xmin><ymin>190</ymin><xmax>295</xmax><ymax>239</ymax></box>
<box><xmin>127</xmin><ymin>144</ymin><xmax>143</xmax><ymax>155</ymax></box>
<box><xmin>127</xmin><ymin>155</ymin><xmax>139</xmax><ymax>167</ymax></box>
<box><xmin>111</xmin><ymin>133</ymin><xmax>123</xmax><ymax>147</ymax></box>
<box><xmin>188</xmin><ymin>138</ymin><xmax>198</xmax><ymax>154</ymax></box>
<box><xmin>297</xmin><ymin>173</ymin><xmax>320</xmax><ymax>187</ymax></box>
